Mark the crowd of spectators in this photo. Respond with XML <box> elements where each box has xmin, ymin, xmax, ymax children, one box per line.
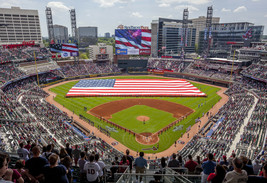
<box><xmin>241</xmin><ymin>61</ymin><xmax>267</xmax><ymax>81</ymax></box>
<box><xmin>147</xmin><ymin>58</ymin><xmax>189</xmax><ymax>72</ymax></box>
<box><xmin>183</xmin><ymin>60</ymin><xmax>240</xmax><ymax>81</ymax></box>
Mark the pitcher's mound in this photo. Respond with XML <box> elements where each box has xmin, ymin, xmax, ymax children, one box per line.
<box><xmin>137</xmin><ymin>116</ymin><xmax>150</xmax><ymax>122</ymax></box>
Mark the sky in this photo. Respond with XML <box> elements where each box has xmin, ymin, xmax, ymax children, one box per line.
<box><xmin>1</xmin><ymin>0</ymin><xmax>266</xmax><ymax>37</ymax></box>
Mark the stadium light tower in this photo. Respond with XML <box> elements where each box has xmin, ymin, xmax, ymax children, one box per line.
<box><xmin>70</xmin><ymin>9</ymin><xmax>77</xmax><ymax>42</ymax></box>
<box><xmin>45</xmin><ymin>7</ymin><xmax>54</xmax><ymax>43</ymax></box>
<box><xmin>182</xmin><ymin>8</ymin><xmax>189</xmax><ymax>60</ymax></box>
<box><xmin>203</xmin><ymin>6</ymin><xmax>213</xmax><ymax>59</ymax></box>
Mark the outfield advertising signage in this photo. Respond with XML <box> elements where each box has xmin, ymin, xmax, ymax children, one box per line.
<box><xmin>115</xmin><ymin>29</ymin><xmax>151</xmax><ymax>55</ymax></box>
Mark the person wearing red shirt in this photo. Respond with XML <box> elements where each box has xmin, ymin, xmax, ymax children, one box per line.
<box><xmin>184</xmin><ymin>155</ymin><xmax>198</xmax><ymax>173</ymax></box>
<box><xmin>119</xmin><ymin>156</ymin><xmax>129</xmax><ymax>173</ymax></box>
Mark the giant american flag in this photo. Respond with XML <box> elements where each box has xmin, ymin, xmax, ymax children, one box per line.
<box><xmin>66</xmin><ymin>79</ymin><xmax>206</xmax><ymax>97</ymax></box>
<box><xmin>115</xmin><ymin>29</ymin><xmax>151</xmax><ymax>50</ymax></box>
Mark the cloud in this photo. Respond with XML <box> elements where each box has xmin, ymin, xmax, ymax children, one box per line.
<box><xmin>156</xmin><ymin>0</ymin><xmax>211</xmax><ymax>6</ymax></box>
<box><xmin>221</xmin><ymin>8</ymin><xmax>231</xmax><ymax>12</ymax></box>
<box><xmin>93</xmin><ymin>0</ymin><xmax>134</xmax><ymax>8</ymax></box>
<box><xmin>175</xmin><ymin>5</ymin><xmax>199</xmax><ymax>12</ymax></box>
<box><xmin>47</xmin><ymin>1</ymin><xmax>70</xmax><ymax>11</ymax></box>
<box><xmin>159</xmin><ymin>3</ymin><xmax>170</xmax><ymax>7</ymax></box>
<box><xmin>131</xmin><ymin>12</ymin><xmax>143</xmax><ymax>18</ymax></box>
<box><xmin>264</xmin><ymin>14</ymin><xmax>267</xmax><ymax>17</ymax></box>
<box><xmin>233</xmin><ymin>6</ymin><xmax>247</xmax><ymax>13</ymax></box>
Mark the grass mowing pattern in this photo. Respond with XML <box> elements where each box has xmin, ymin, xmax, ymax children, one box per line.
<box><xmin>50</xmin><ymin>76</ymin><xmax>221</xmax><ymax>153</ymax></box>
<box><xmin>110</xmin><ymin>105</ymin><xmax>176</xmax><ymax>133</ymax></box>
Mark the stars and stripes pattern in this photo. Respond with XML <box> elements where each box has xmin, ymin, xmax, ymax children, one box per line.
<box><xmin>50</xmin><ymin>43</ymin><xmax>79</xmax><ymax>53</ymax></box>
<box><xmin>66</xmin><ymin>79</ymin><xmax>206</xmax><ymax>97</ymax></box>
<box><xmin>115</xmin><ymin>29</ymin><xmax>151</xmax><ymax>50</ymax></box>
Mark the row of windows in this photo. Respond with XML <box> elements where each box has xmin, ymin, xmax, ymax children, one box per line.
<box><xmin>0</xmin><ymin>14</ymin><xmax>38</xmax><ymax>18</ymax></box>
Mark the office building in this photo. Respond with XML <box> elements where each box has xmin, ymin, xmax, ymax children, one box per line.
<box><xmin>53</xmin><ymin>24</ymin><xmax>68</xmax><ymax>43</ymax></box>
<box><xmin>199</xmin><ymin>22</ymin><xmax>264</xmax><ymax>55</ymax></box>
<box><xmin>190</xmin><ymin>16</ymin><xmax>220</xmax><ymax>44</ymax></box>
<box><xmin>77</xmin><ymin>26</ymin><xmax>98</xmax><ymax>47</ymax></box>
<box><xmin>151</xmin><ymin>18</ymin><xmax>196</xmax><ymax>57</ymax></box>
<box><xmin>0</xmin><ymin>6</ymin><xmax>42</xmax><ymax>44</ymax></box>
<box><xmin>104</xmin><ymin>32</ymin><xmax>110</xmax><ymax>38</ymax></box>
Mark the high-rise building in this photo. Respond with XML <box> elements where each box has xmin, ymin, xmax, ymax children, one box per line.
<box><xmin>151</xmin><ymin>18</ymin><xmax>196</xmax><ymax>57</ymax></box>
<box><xmin>198</xmin><ymin>22</ymin><xmax>264</xmax><ymax>55</ymax></box>
<box><xmin>104</xmin><ymin>32</ymin><xmax>110</xmax><ymax>38</ymax></box>
<box><xmin>190</xmin><ymin>16</ymin><xmax>220</xmax><ymax>45</ymax></box>
<box><xmin>53</xmin><ymin>24</ymin><xmax>68</xmax><ymax>43</ymax></box>
<box><xmin>77</xmin><ymin>26</ymin><xmax>98</xmax><ymax>47</ymax></box>
<box><xmin>0</xmin><ymin>7</ymin><xmax>42</xmax><ymax>44</ymax></box>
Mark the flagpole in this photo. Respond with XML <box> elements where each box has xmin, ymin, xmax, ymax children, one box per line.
<box><xmin>34</xmin><ymin>51</ymin><xmax>40</xmax><ymax>86</ymax></box>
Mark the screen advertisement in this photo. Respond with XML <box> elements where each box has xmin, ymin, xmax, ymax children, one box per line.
<box><xmin>115</xmin><ymin>29</ymin><xmax>151</xmax><ymax>55</ymax></box>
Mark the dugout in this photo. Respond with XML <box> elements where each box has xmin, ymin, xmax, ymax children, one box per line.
<box><xmin>117</xmin><ymin>59</ymin><xmax>148</xmax><ymax>72</ymax></box>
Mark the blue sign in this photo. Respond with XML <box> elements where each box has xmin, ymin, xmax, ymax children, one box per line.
<box><xmin>116</xmin><ymin>49</ymin><xmax>127</xmax><ymax>55</ymax></box>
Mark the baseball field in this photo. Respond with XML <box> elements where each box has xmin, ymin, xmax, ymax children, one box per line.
<box><xmin>49</xmin><ymin>75</ymin><xmax>221</xmax><ymax>153</ymax></box>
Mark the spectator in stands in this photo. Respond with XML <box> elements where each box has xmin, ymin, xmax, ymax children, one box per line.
<box><xmin>84</xmin><ymin>155</ymin><xmax>101</xmax><ymax>183</ymax></box>
<box><xmin>72</xmin><ymin>145</ymin><xmax>81</xmax><ymax>167</ymax></box>
<box><xmin>207</xmin><ymin>164</ymin><xmax>226</xmax><ymax>183</ymax></box>
<box><xmin>2</xmin><ymin>154</ymin><xmax>24</xmax><ymax>183</ymax></box>
<box><xmin>220</xmin><ymin>155</ymin><xmax>229</xmax><ymax>166</ymax></box>
<box><xmin>248</xmin><ymin>163</ymin><xmax>267</xmax><ymax>183</ymax></box>
<box><xmin>42</xmin><ymin>144</ymin><xmax>53</xmax><ymax>160</ymax></box>
<box><xmin>159</xmin><ymin>157</ymin><xmax>166</xmax><ymax>174</ymax></box>
<box><xmin>252</xmin><ymin>157</ymin><xmax>261</xmax><ymax>175</ymax></box>
<box><xmin>149</xmin><ymin>171</ymin><xmax>163</xmax><ymax>183</ymax></box>
<box><xmin>51</xmin><ymin>144</ymin><xmax>59</xmax><ymax>155</ymax></box>
<box><xmin>195</xmin><ymin>156</ymin><xmax>203</xmax><ymax>174</ymax></box>
<box><xmin>78</xmin><ymin>152</ymin><xmax>87</xmax><ymax>183</ymax></box>
<box><xmin>178</xmin><ymin>155</ymin><xmax>184</xmax><ymax>167</ymax></box>
<box><xmin>0</xmin><ymin>153</ymin><xmax>12</xmax><ymax>183</ymax></box>
<box><xmin>65</xmin><ymin>143</ymin><xmax>72</xmax><ymax>159</ymax></box>
<box><xmin>25</xmin><ymin>146</ymin><xmax>48</xmax><ymax>183</ymax></box>
<box><xmin>61</xmin><ymin>156</ymin><xmax>72</xmax><ymax>183</ymax></box>
<box><xmin>201</xmin><ymin>153</ymin><xmax>216</xmax><ymax>183</ymax></box>
<box><xmin>223</xmin><ymin>157</ymin><xmax>248</xmax><ymax>183</ymax></box>
<box><xmin>95</xmin><ymin>154</ymin><xmax>105</xmax><ymax>181</ymax></box>
<box><xmin>24</xmin><ymin>140</ymin><xmax>31</xmax><ymax>151</ymax></box>
<box><xmin>134</xmin><ymin>152</ymin><xmax>147</xmax><ymax>183</ymax></box>
<box><xmin>110</xmin><ymin>157</ymin><xmax>119</xmax><ymax>180</ymax></box>
<box><xmin>168</xmin><ymin>153</ymin><xmax>180</xmax><ymax>172</ymax></box>
<box><xmin>43</xmin><ymin>154</ymin><xmax>68</xmax><ymax>183</ymax></box>
<box><xmin>126</xmin><ymin>149</ymin><xmax>134</xmax><ymax>173</ymax></box>
<box><xmin>185</xmin><ymin>155</ymin><xmax>198</xmax><ymax>174</ymax></box>
<box><xmin>240</xmin><ymin>156</ymin><xmax>254</xmax><ymax>175</ymax></box>
<box><xmin>15</xmin><ymin>160</ymin><xmax>29</xmax><ymax>182</ymax></box>
<box><xmin>59</xmin><ymin>147</ymin><xmax>69</xmax><ymax>161</ymax></box>
<box><xmin>118</xmin><ymin>155</ymin><xmax>129</xmax><ymax>173</ymax></box>
<box><xmin>17</xmin><ymin>142</ymin><xmax>29</xmax><ymax>161</ymax></box>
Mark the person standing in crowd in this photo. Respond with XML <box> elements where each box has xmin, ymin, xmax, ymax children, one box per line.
<box><xmin>0</xmin><ymin>153</ymin><xmax>13</xmax><ymax>183</ymax></box>
<box><xmin>159</xmin><ymin>157</ymin><xmax>166</xmax><ymax>174</ymax></box>
<box><xmin>24</xmin><ymin>140</ymin><xmax>31</xmax><ymax>151</ymax></box>
<box><xmin>59</xmin><ymin>147</ymin><xmax>69</xmax><ymax>161</ymax></box>
<box><xmin>17</xmin><ymin>142</ymin><xmax>29</xmax><ymax>161</ymax></box>
<box><xmin>110</xmin><ymin>157</ymin><xmax>119</xmax><ymax>180</ymax></box>
<box><xmin>42</xmin><ymin>144</ymin><xmax>53</xmax><ymax>160</ymax></box>
<box><xmin>240</xmin><ymin>156</ymin><xmax>254</xmax><ymax>175</ymax></box>
<box><xmin>78</xmin><ymin>152</ymin><xmax>87</xmax><ymax>183</ymax></box>
<box><xmin>252</xmin><ymin>157</ymin><xmax>261</xmax><ymax>175</ymax></box>
<box><xmin>43</xmin><ymin>154</ymin><xmax>68</xmax><ymax>183</ymax></box>
<box><xmin>207</xmin><ymin>164</ymin><xmax>226</xmax><ymax>183</ymax></box>
<box><xmin>134</xmin><ymin>152</ymin><xmax>147</xmax><ymax>183</ymax></box>
<box><xmin>84</xmin><ymin>155</ymin><xmax>101</xmax><ymax>183</ymax></box>
<box><xmin>24</xmin><ymin>146</ymin><xmax>48</xmax><ymax>183</ymax></box>
<box><xmin>61</xmin><ymin>156</ymin><xmax>73</xmax><ymax>183</ymax></box>
<box><xmin>65</xmin><ymin>143</ymin><xmax>72</xmax><ymax>159</ymax></box>
<box><xmin>168</xmin><ymin>153</ymin><xmax>179</xmax><ymax>172</ymax></box>
<box><xmin>201</xmin><ymin>153</ymin><xmax>216</xmax><ymax>183</ymax></box>
<box><xmin>220</xmin><ymin>155</ymin><xmax>229</xmax><ymax>166</ymax></box>
<box><xmin>185</xmin><ymin>155</ymin><xmax>198</xmax><ymax>174</ymax></box>
<box><xmin>72</xmin><ymin>145</ymin><xmax>81</xmax><ymax>167</ymax></box>
<box><xmin>126</xmin><ymin>149</ymin><xmax>134</xmax><ymax>173</ymax></box>
<box><xmin>223</xmin><ymin>157</ymin><xmax>248</xmax><ymax>183</ymax></box>
<box><xmin>118</xmin><ymin>155</ymin><xmax>129</xmax><ymax>173</ymax></box>
<box><xmin>95</xmin><ymin>154</ymin><xmax>106</xmax><ymax>182</ymax></box>
<box><xmin>248</xmin><ymin>163</ymin><xmax>267</xmax><ymax>183</ymax></box>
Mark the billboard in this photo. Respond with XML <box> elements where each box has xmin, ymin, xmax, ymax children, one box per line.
<box><xmin>115</xmin><ymin>29</ymin><xmax>151</xmax><ymax>55</ymax></box>
<box><xmin>50</xmin><ymin>43</ymin><xmax>79</xmax><ymax>58</ymax></box>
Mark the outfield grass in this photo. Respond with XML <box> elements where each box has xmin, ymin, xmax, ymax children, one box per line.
<box><xmin>50</xmin><ymin>75</ymin><xmax>221</xmax><ymax>153</ymax></box>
